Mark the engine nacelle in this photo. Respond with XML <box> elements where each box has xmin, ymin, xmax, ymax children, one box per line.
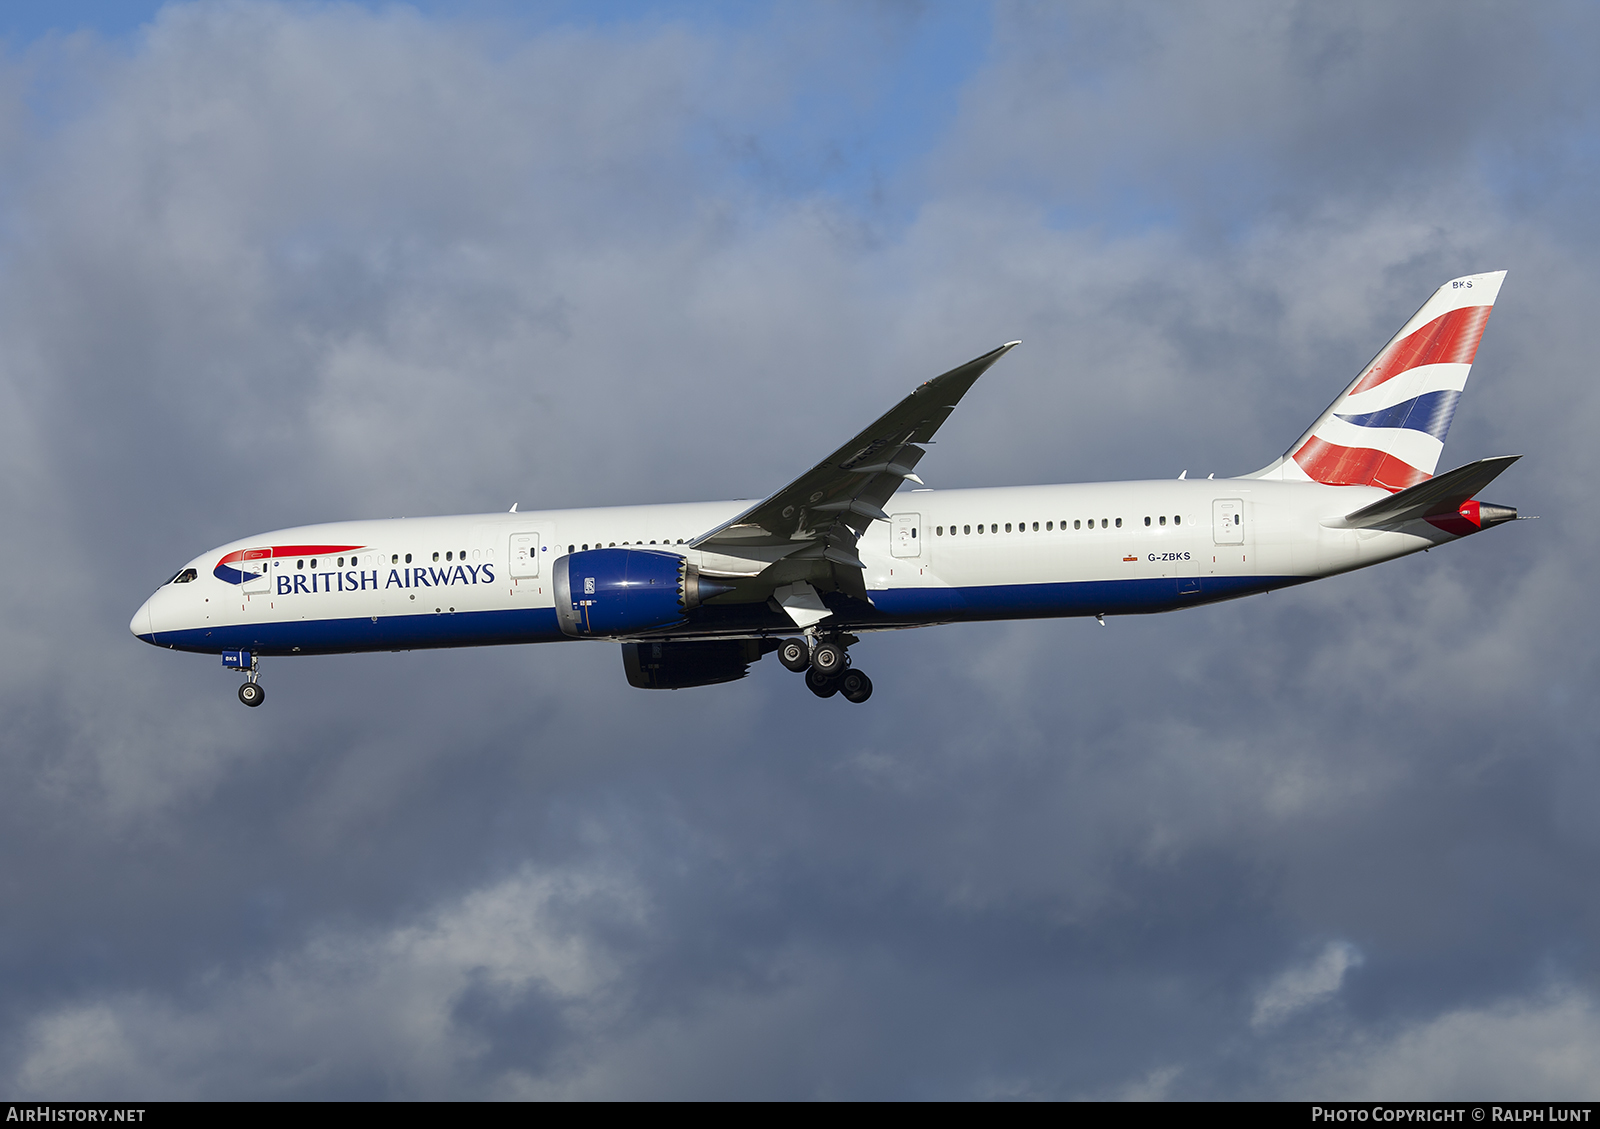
<box><xmin>621</xmin><ymin>639</ymin><xmax>779</xmax><ymax>689</ymax></box>
<box><xmin>552</xmin><ymin>549</ymin><xmax>735</xmax><ymax>638</ymax></box>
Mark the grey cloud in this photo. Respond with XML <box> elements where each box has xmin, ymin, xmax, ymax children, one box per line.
<box><xmin>1</xmin><ymin>0</ymin><xmax>1597</xmax><ymax>1099</ymax></box>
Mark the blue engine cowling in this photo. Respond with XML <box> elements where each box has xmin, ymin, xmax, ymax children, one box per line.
<box><xmin>552</xmin><ymin>549</ymin><xmax>737</xmax><ymax>638</ymax></box>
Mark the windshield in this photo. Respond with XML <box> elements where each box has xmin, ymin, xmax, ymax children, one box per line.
<box><xmin>166</xmin><ymin>567</ymin><xmax>198</xmax><ymax>585</ymax></box>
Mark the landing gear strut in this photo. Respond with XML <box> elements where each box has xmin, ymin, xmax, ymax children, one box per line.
<box><xmin>224</xmin><ymin>650</ymin><xmax>264</xmax><ymax>707</ymax></box>
<box><xmin>781</xmin><ymin>635</ymin><xmax>871</xmax><ymax>704</ymax></box>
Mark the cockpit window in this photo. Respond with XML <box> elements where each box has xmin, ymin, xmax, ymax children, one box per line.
<box><xmin>168</xmin><ymin>568</ymin><xmax>198</xmax><ymax>585</ymax></box>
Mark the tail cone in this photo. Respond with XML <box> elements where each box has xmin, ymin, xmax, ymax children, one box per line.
<box><xmin>1475</xmin><ymin>502</ymin><xmax>1518</xmax><ymax>528</ymax></box>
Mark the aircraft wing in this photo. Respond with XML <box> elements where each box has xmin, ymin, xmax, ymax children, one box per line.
<box><xmin>690</xmin><ymin>342</ymin><xmax>1020</xmax><ymax>571</ymax></box>
<box><xmin>1333</xmin><ymin>454</ymin><xmax>1521</xmax><ymax>529</ymax></box>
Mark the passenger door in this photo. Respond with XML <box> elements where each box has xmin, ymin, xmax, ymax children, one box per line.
<box><xmin>1213</xmin><ymin>499</ymin><xmax>1245</xmax><ymax>545</ymax></box>
<box><xmin>509</xmin><ymin>532</ymin><xmax>541</xmax><ymax>578</ymax></box>
<box><xmin>891</xmin><ymin>513</ymin><xmax>921</xmax><ymax>559</ymax></box>
<box><xmin>1208</xmin><ymin>498</ymin><xmax>1250</xmax><ymax>577</ymax></box>
<box><xmin>240</xmin><ymin>547</ymin><xmax>272</xmax><ymax>595</ymax></box>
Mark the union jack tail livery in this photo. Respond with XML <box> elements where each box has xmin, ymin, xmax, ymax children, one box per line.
<box><xmin>1255</xmin><ymin>271</ymin><xmax>1506</xmax><ymax>492</ymax></box>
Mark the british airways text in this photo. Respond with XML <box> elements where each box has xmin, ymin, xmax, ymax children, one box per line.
<box><xmin>275</xmin><ymin>563</ymin><xmax>496</xmax><ymax>595</ymax></box>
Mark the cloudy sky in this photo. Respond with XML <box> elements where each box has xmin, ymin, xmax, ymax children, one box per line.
<box><xmin>2</xmin><ymin>0</ymin><xmax>1598</xmax><ymax>1100</ymax></box>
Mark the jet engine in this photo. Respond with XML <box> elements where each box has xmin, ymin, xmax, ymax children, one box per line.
<box><xmin>552</xmin><ymin>548</ymin><xmax>736</xmax><ymax>638</ymax></box>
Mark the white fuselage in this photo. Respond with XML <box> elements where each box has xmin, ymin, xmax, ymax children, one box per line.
<box><xmin>132</xmin><ymin>477</ymin><xmax>1453</xmax><ymax>657</ymax></box>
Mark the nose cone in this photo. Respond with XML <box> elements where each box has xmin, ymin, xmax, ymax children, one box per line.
<box><xmin>130</xmin><ymin>598</ymin><xmax>154</xmax><ymax>642</ymax></box>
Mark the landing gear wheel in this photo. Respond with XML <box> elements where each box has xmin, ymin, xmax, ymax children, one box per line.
<box><xmin>238</xmin><ymin>682</ymin><xmax>265</xmax><ymax>707</ymax></box>
<box><xmin>840</xmin><ymin>670</ymin><xmax>873</xmax><ymax>704</ymax></box>
<box><xmin>810</xmin><ymin>641</ymin><xmax>846</xmax><ymax>676</ymax></box>
<box><xmin>778</xmin><ymin>638</ymin><xmax>810</xmax><ymax>673</ymax></box>
<box><xmin>805</xmin><ymin>669</ymin><xmax>839</xmax><ymax>698</ymax></box>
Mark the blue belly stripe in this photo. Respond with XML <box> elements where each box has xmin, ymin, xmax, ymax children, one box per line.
<box><xmin>137</xmin><ymin>575</ymin><xmax>1298</xmax><ymax>656</ymax></box>
<box><xmin>144</xmin><ymin>607</ymin><xmax>568</xmax><ymax>656</ymax></box>
<box><xmin>869</xmin><ymin>574</ymin><xmax>1293</xmax><ymax>621</ymax></box>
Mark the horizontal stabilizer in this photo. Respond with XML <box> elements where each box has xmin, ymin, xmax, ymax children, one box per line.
<box><xmin>1333</xmin><ymin>455</ymin><xmax>1520</xmax><ymax>529</ymax></box>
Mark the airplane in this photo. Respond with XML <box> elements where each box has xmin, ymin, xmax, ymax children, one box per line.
<box><xmin>132</xmin><ymin>271</ymin><xmax>1522</xmax><ymax>707</ymax></box>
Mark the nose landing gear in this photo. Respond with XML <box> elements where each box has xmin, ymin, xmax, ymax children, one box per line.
<box><xmin>779</xmin><ymin>635</ymin><xmax>872</xmax><ymax>704</ymax></box>
<box><xmin>224</xmin><ymin>650</ymin><xmax>264</xmax><ymax>707</ymax></box>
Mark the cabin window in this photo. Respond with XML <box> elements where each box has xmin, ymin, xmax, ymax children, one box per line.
<box><xmin>568</xmin><ymin>545</ymin><xmax>575</xmax><ymax>554</ymax></box>
<box><xmin>1145</xmin><ymin>517</ymin><xmax>1151</xmax><ymax>526</ymax></box>
<box><xmin>445</xmin><ymin>552</ymin><xmax>452</xmax><ymax>561</ymax></box>
<box><xmin>977</xmin><ymin>524</ymin><xmax>984</xmax><ymax>534</ymax></box>
<box><xmin>1005</xmin><ymin>523</ymin><xmax>1012</xmax><ymax>533</ymax></box>
<box><xmin>1159</xmin><ymin>516</ymin><xmax>1167</xmax><ymax>526</ymax></box>
<box><xmin>911</xmin><ymin>528</ymin><xmax>917</xmax><ymax>538</ymax></box>
<box><xmin>1032</xmin><ymin>522</ymin><xmax>1039</xmax><ymax>531</ymax></box>
<box><xmin>1235</xmin><ymin>514</ymin><xmax>1241</xmax><ymax>525</ymax></box>
<box><xmin>989</xmin><ymin>524</ymin><xmax>996</xmax><ymax>533</ymax></box>
<box><xmin>1174</xmin><ymin>515</ymin><xmax>1181</xmax><ymax>526</ymax></box>
<box><xmin>936</xmin><ymin>526</ymin><xmax>944</xmax><ymax>536</ymax></box>
<box><xmin>1047</xmin><ymin>521</ymin><xmax>1053</xmax><ymax>530</ymax></box>
<box><xmin>433</xmin><ymin>552</ymin><xmax>440</xmax><ymax>562</ymax></box>
<box><xmin>405</xmin><ymin>553</ymin><xmax>412</xmax><ymax>563</ymax></box>
<box><xmin>609</xmin><ymin>543</ymin><xmax>615</xmax><ymax>548</ymax></box>
<box><xmin>391</xmin><ymin>554</ymin><xmax>398</xmax><ymax>564</ymax></box>
<box><xmin>1074</xmin><ymin>520</ymin><xmax>1081</xmax><ymax>530</ymax></box>
<box><xmin>297</xmin><ymin>559</ymin><xmax>304</xmax><ymax>569</ymax></box>
<box><xmin>963</xmin><ymin>525</ymin><xmax>970</xmax><ymax>535</ymax></box>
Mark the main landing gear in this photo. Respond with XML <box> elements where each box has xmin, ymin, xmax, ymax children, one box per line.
<box><xmin>780</xmin><ymin>636</ymin><xmax>872</xmax><ymax>704</ymax></box>
<box><xmin>224</xmin><ymin>650</ymin><xmax>265</xmax><ymax>707</ymax></box>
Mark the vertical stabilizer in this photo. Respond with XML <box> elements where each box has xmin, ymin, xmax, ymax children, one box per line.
<box><xmin>1250</xmin><ymin>271</ymin><xmax>1506</xmax><ymax>491</ymax></box>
